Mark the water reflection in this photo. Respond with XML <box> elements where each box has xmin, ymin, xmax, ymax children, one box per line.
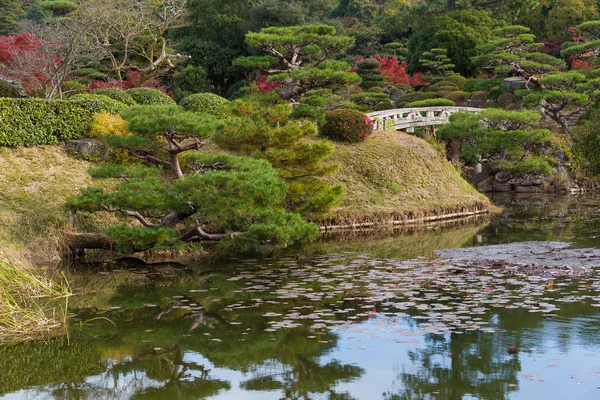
<box><xmin>3</xmin><ymin>194</ymin><xmax>600</xmax><ymax>399</ymax></box>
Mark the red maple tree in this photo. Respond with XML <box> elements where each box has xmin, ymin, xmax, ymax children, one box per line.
<box><xmin>0</xmin><ymin>32</ymin><xmax>60</xmax><ymax>94</ymax></box>
<box><xmin>374</xmin><ymin>55</ymin><xmax>426</xmax><ymax>86</ymax></box>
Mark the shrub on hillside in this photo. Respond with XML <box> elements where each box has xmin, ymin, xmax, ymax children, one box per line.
<box><xmin>69</xmin><ymin>94</ymin><xmax>127</xmax><ymax>115</ymax></box>
<box><xmin>89</xmin><ymin>112</ymin><xmax>129</xmax><ymax>138</ymax></box>
<box><xmin>126</xmin><ymin>88</ymin><xmax>175</xmax><ymax>105</ymax></box>
<box><xmin>320</xmin><ymin>109</ymin><xmax>373</xmax><ymax>143</ymax></box>
<box><xmin>469</xmin><ymin>91</ymin><xmax>488</xmax><ymax>107</ymax></box>
<box><xmin>373</xmin><ymin>100</ymin><xmax>395</xmax><ymax>111</ymax></box>
<box><xmin>428</xmin><ymin>81</ymin><xmax>460</xmax><ymax>92</ymax></box>
<box><xmin>396</xmin><ymin>92</ymin><xmax>438</xmax><ymax>107</ymax></box>
<box><xmin>444</xmin><ymin>91</ymin><xmax>468</xmax><ymax>106</ymax></box>
<box><xmin>404</xmin><ymin>98</ymin><xmax>455</xmax><ymax>107</ymax></box>
<box><xmin>497</xmin><ymin>92</ymin><xmax>518</xmax><ymax>109</ymax></box>
<box><xmin>442</xmin><ymin>74</ymin><xmax>468</xmax><ymax>89</ymax></box>
<box><xmin>93</xmin><ymin>88</ymin><xmax>137</xmax><ymax>106</ymax></box>
<box><xmin>0</xmin><ymin>98</ymin><xmax>125</xmax><ymax>146</ymax></box>
<box><xmin>179</xmin><ymin>93</ymin><xmax>229</xmax><ymax>119</ymax></box>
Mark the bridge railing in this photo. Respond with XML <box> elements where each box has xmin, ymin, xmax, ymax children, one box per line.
<box><xmin>367</xmin><ymin>107</ymin><xmax>482</xmax><ymax>131</ymax></box>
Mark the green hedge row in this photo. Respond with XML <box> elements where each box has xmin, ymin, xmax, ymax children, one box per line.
<box><xmin>0</xmin><ymin>98</ymin><xmax>126</xmax><ymax>147</ymax></box>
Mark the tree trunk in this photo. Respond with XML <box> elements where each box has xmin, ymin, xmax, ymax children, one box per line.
<box><xmin>279</xmin><ymin>79</ymin><xmax>300</xmax><ymax>100</ymax></box>
<box><xmin>64</xmin><ymin>233</ymin><xmax>115</xmax><ymax>259</ymax></box>
<box><xmin>448</xmin><ymin>139</ymin><xmax>461</xmax><ymax>166</ymax></box>
<box><xmin>447</xmin><ymin>0</ymin><xmax>456</xmax><ymax>12</ymax></box>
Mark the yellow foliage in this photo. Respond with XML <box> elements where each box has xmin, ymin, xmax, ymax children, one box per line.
<box><xmin>89</xmin><ymin>111</ymin><xmax>129</xmax><ymax>138</ymax></box>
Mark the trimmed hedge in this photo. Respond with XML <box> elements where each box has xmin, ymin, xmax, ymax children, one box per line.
<box><xmin>404</xmin><ymin>98</ymin><xmax>455</xmax><ymax>107</ymax></box>
<box><xmin>93</xmin><ymin>88</ymin><xmax>137</xmax><ymax>106</ymax></box>
<box><xmin>320</xmin><ymin>109</ymin><xmax>373</xmax><ymax>143</ymax></box>
<box><xmin>396</xmin><ymin>92</ymin><xmax>438</xmax><ymax>107</ymax></box>
<box><xmin>126</xmin><ymin>88</ymin><xmax>175</xmax><ymax>105</ymax></box>
<box><xmin>179</xmin><ymin>92</ymin><xmax>229</xmax><ymax>119</ymax></box>
<box><xmin>0</xmin><ymin>98</ymin><xmax>126</xmax><ymax>147</ymax></box>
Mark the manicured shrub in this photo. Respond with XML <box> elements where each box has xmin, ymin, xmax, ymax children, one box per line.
<box><xmin>442</xmin><ymin>74</ymin><xmax>468</xmax><ymax>89</ymax></box>
<box><xmin>462</xmin><ymin>78</ymin><xmax>504</xmax><ymax>93</ymax></box>
<box><xmin>69</xmin><ymin>94</ymin><xmax>127</xmax><ymax>115</ymax></box>
<box><xmin>373</xmin><ymin>100</ymin><xmax>395</xmax><ymax>111</ymax></box>
<box><xmin>0</xmin><ymin>98</ymin><xmax>125</xmax><ymax>147</ymax></box>
<box><xmin>404</xmin><ymin>98</ymin><xmax>455</xmax><ymax>107</ymax></box>
<box><xmin>444</xmin><ymin>91</ymin><xmax>468</xmax><ymax>106</ymax></box>
<box><xmin>89</xmin><ymin>112</ymin><xmax>129</xmax><ymax>138</ymax></box>
<box><xmin>179</xmin><ymin>92</ymin><xmax>229</xmax><ymax>119</ymax></box>
<box><xmin>395</xmin><ymin>92</ymin><xmax>438</xmax><ymax>107</ymax></box>
<box><xmin>93</xmin><ymin>88</ymin><xmax>137</xmax><ymax>106</ymax></box>
<box><xmin>469</xmin><ymin>91</ymin><xmax>488</xmax><ymax>107</ymax></box>
<box><xmin>126</xmin><ymin>88</ymin><xmax>175</xmax><ymax>105</ymax></box>
<box><xmin>320</xmin><ymin>109</ymin><xmax>374</xmax><ymax>143</ymax></box>
<box><xmin>497</xmin><ymin>92</ymin><xmax>518</xmax><ymax>108</ymax></box>
<box><xmin>428</xmin><ymin>81</ymin><xmax>460</xmax><ymax>92</ymax></box>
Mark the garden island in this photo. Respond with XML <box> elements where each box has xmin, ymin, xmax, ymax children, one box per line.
<box><xmin>2</xmin><ymin>1</ymin><xmax>600</xmax><ymax>398</ymax></box>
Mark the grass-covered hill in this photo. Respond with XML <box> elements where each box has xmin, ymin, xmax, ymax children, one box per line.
<box><xmin>320</xmin><ymin>130</ymin><xmax>491</xmax><ymax>229</ymax></box>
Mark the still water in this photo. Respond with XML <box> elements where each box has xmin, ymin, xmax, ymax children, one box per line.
<box><xmin>2</xmin><ymin>194</ymin><xmax>600</xmax><ymax>400</ymax></box>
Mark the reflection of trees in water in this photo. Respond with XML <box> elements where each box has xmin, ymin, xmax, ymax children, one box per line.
<box><xmin>480</xmin><ymin>194</ymin><xmax>600</xmax><ymax>247</ymax></box>
<box><xmin>239</xmin><ymin>330</ymin><xmax>363</xmax><ymax>399</ymax></box>
<box><xmin>384</xmin><ymin>296</ymin><xmax>600</xmax><ymax>400</ymax></box>
<box><xmin>384</xmin><ymin>329</ymin><xmax>521</xmax><ymax>400</ymax></box>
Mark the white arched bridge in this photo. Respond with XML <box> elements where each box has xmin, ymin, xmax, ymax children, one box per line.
<box><xmin>367</xmin><ymin>106</ymin><xmax>482</xmax><ymax>132</ymax></box>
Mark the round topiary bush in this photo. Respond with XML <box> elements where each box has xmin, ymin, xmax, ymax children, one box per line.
<box><xmin>179</xmin><ymin>92</ymin><xmax>229</xmax><ymax>119</ymax></box>
<box><xmin>126</xmin><ymin>88</ymin><xmax>175</xmax><ymax>105</ymax></box>
<box><xmin>93</xmin><ymin>88</ymin><xmax>137</xmax><ymax>106</ymax></box>
<box><xmin>320</xmin><ymin>109</ymin><xmax>374</xmax><ymax>143</ymax></box>
<box><xmin>68</xmin><ymin>93</ymin><xmax>127</xmax><ymax>114</ymax></box>
<box><xmin>444</xmin><ymin>91</ymin><xmax>468</xmax><ymax>106</ymax></box>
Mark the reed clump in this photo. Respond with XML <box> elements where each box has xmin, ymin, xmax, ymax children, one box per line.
<box><xmin>0</xmin><ymin>262</ymin><xmax>71</xmax><ymax>342</ymax></box>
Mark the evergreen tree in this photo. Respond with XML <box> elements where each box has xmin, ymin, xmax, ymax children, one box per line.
<box><xmin>66</xmin><ymin>105</ymin><xmax>318</xmax><ymax>253</ymax></box>
<box><xmin>0</xmin><ymin>0</ymin><xmax>24</xmax><ymax>35</ymax></box>
<box><xmin>356</xmin><ymin>59</ymin><xmax>385</xmax><ymax>89</ymax></box>
<box><xmin>419</xmin><ymin>48</ymin><xmax>455</xmax><ymax>77</ymax></box>
<box><xmin>472</xmin><ymin>25</ymin><xmax>566</xmax><ymax>89</ymax></box>
<box><xmin>438</xmin><ymin>109</ymin><xmax>556</xmax><ymax>179</ymax></box>
<box><xmin>236</xmin><ymin>25</ymin><xmax>359</xmax><ymax>100</ymax></box>
<box><xmin>212</xmin><ymin>101</ymin><xmax>343</xmax><ymax>218</ymax></box>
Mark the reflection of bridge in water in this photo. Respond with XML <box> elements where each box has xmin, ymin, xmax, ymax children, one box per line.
<box><xmin>367</xmin><ymin>106</ymin><xmax>482</xmax><ymax>132</ymax></box>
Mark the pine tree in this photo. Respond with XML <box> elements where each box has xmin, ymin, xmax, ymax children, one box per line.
<box><xmin>66</xmin><ymin>105</ymin><xmax>318</xmax><ymax>254</ymax></box>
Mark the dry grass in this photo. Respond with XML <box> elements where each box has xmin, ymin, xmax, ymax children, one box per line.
<box><xmin>0</xmin><ymin>261</ymin><xmax>71</xmax><ymax>343</ymax></box>
<box><xmin>0</xmin><ymin>146</ymin><xmax>115</xmax><ymax>267</ymax></box>
<box><xmin>320</xmin><ymin>130</ymin><xmax>492</xmax><ymax>226</ymax></box>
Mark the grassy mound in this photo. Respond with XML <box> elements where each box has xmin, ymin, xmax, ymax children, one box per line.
<box><xmin>321</xmin><ymin>130</ymin><xmax>491</xmax><ymax>227</ymax></box>
<box><xmin>0</xmin><ymin>146</ymin><xmax>114</xmax><ymax>266</ymax></box>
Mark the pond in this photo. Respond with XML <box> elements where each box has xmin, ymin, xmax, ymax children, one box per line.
<box><xmin>2</xmin><ymin>194</ymin><xmax>600</xmax><ymax>400</ymax></box>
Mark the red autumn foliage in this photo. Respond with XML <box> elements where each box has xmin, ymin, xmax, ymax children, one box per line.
<box><xmin>353</xmin><ymin>55</ymin><xmax>425</xmax><ymax>86</ymax></box>
<box><xmin>256</xmin><ymin>74</ymin><xmax>284</xmax><ymax>93</ymax></box>
<box><xmin>374</xmin><ymin>55</ymin><xmax>425</xmax><ymax>86</ymax></box>
<box><xmin>0</xmin><ymin>32</ymin><xmax>62</xmax><ymax>93</ymax></box>
<box><xmin>572</xmin><ymin>59</ymin><xmax>591</xmax><ymax>70</ymax></box>
<box><xmin>88</xmin><ymin>71</ymin><xmax>170</xmax><ymax>95</ymax></box>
